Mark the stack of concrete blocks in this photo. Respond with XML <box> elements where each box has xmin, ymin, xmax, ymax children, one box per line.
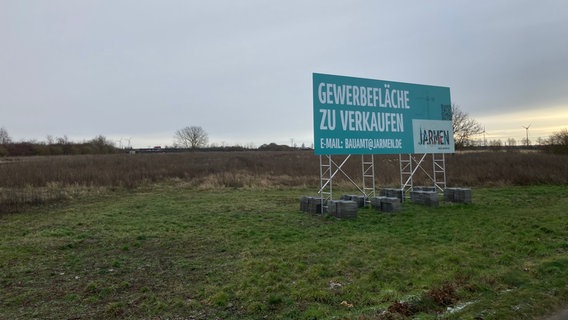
<box><xmin>379</xmin><ymin>188</ymin><xmax>404</xmax><ymax>203</ymax></box>
<box><xmin>410</xmin><ymin>189</ymin><xmax>439</xmax><ymax>207</ymax></box>
<box><xmin>300</xmin><ymin>196</ymin><xmax>327</xmax><ymax>214</ymax></box>
<box><xmin>340</xmin><ymin>194</ymin><xmax>366</xmax><ymax>207</ymax></box>
<box><xmin>328</xmin><ymin>200</ymin><xmax>358</xmax><ymax>219</ymax></box>
<box><xmin>370</xmin><ymin>196</ymin><xmax>401</xmax><ymax>213</ymax></box>
<box><xmin>444</xmin><ymin>188</ymin><xmax>472</xmax><ymax>204</ymax></box>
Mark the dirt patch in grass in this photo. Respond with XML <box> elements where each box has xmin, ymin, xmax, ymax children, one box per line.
<box><xmin>386</xmin><ymin>281</ymin><xmax>462</xmax><ymax>317</ymax></box>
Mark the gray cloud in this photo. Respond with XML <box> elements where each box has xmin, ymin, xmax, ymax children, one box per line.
<box><xmin>1</xmin><ymin>0</ymin><xmax>567</xmax><ymax>146</ymax></box>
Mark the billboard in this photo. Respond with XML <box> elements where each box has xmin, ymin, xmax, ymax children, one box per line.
<box><xmin>313</xmin><ymin>73</ymin><xmax>454</xmax><ymax>155</ymax></box>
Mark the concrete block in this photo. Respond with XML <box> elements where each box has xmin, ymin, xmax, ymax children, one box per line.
<box><xmin>370</xmin><ymin>196</ymin><xmax>401</xmax><ymax>212</ymax></box>
<box><xmin>307</xmin><ymin>197</ymin><xmax>326</xmax><ymax>214</ymax></box>
<box><xmin>300</xmin><ymin>196</ymin><xmax>311</xmax><ymax>212</ymax></box>
<box><xmin>410</xmin><ymin>190</ymin><xmax>439</xmax><ymax>207</ymax></box>
<box><xmin>340</xmin><ymin>194</ymin><xmax>366</xmax><ymax>207</ymax></box>
<box><xmin>379</xmin><ymin>188</ymin><xmax>403</xmax><ymax>202</ymax></box>
<box><xmin>328</xmin><ymin>200</ymin><xmax>358</xmax><ymax>219</ymax></box>
<box><xmin>444</xmin><ymin>188</ymin><xmax>472</xmax><ymax>203</ymax></box>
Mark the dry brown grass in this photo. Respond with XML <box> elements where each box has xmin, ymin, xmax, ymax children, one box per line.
<box><xmin>1</xmin><ymin>150</ymin><xmax>567</xmax><ymax>212</ymax></box>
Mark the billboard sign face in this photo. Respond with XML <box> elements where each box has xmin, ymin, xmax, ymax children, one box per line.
<box><xmin>313</xmin><ymin>73</ymin><xmax>454</xmax><ymax>155</ymax></box>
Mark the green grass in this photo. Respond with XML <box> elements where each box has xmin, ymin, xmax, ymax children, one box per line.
<box><xmin>1</xmin><ymin>185</ymin><xmax>568</xmax><ymax>319</ymax></box>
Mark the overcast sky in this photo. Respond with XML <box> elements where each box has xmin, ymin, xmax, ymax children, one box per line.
<box><xmin>2</xmin><ymin>1</ymin><xmax>567</xmax><ymax>148</ymax></box>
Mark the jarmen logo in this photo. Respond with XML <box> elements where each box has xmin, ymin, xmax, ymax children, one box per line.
<box><xmin>418</xmin><ymin>127</ymin><xmax>451</xmax><ymax>145</ymax></box>
<box><xmin>412</xmin><ymin>119</ymin><xmax>454</xmax><ymax>153</ymax></box>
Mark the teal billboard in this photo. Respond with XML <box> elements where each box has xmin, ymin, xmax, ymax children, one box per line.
<box><xmin>313</xmin><ymin>73</ymin><xmax>454</xmax><ymax>155</ymax></box>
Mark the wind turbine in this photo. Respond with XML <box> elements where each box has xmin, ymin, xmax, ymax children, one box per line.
<box><xmin>522</xmin><ymin>123</ymin><xmax>531</xmax><ymax>147</ymax></box>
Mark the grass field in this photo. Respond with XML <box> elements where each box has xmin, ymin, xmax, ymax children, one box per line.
<box><xmin>2</xmin><ymin>183</ymin><xmax>568</xmax><ymax>319</ymax></box>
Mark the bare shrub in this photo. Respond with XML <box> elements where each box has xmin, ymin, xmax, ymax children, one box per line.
<box><xmin>1</xmin><ymin>150</ymin><xmax>567</xmax><ymax>212</ymax></box>
<box><xmin>446</xmin><ymin>152</ymin><xmax>568</xmax><ymax>186</ymax></box>
<box><xmin>1</xmin><ymin>151</ymin><xmax>566</xmax><ymax>190</ymax></box>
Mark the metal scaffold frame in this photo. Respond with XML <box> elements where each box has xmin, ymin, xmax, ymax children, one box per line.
<box><xmin>317</xmin><ymin>153</ymin><xmax>446</xmax><ymax>208</ymax></box>
<box><xmin>318</xmin><ymin>154</ymin><xmax>376</xmax><ymax>212</ymax></box>
<box><xmin>432</xmin><ymin>153</ymin><xmax>447</xmax><ymax>191</ymax></box>
<box><xmin>361</xmin><ymin>154</ymin><xmax>376</xmax><ymax>200</ymax></box>
<box><xmin>399</xmin><ymin>153</ymin><xmax>447</xmax><ymax>200</ymax></box>
<box><xmin>319</xmin><ymin>155</ymin><xmax>333</xmax><ymax>206</ymax></box>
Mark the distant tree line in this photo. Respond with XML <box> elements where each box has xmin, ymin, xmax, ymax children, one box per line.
<box><xmin>257</xmin><ymin>143</ymin><xmax>296</xmax><ymax>151</ymax></box>
<box><xmin>172</xmin><ymin>126</ymin><xmax>305</xmax><ymax>152</ymax></box>
<box><xmin>3</xmin><ymin>121</ymin><xmax>567</xmax><ymax>157</ymax></box>
<box><xmin>450</xmin><ymin>105</ymin><xmax>568</xmax><ymax>154</ymax></box>
<box><xmin>0</xmin><ymin>128</ymin><xmax>116</xmax><ymax>157</ymax></box>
